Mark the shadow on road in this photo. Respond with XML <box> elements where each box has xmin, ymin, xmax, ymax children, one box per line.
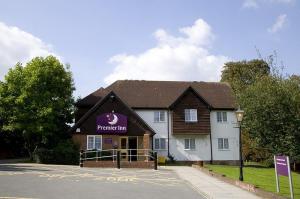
<box><xmin>0</xmin><ymin>164</ymin><xmax>51</xmax><ymax>172</ymax></box>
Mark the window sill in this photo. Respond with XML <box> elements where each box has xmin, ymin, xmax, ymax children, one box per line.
<box><xmin>154</xmin><ymin>121</ymin><xmax>166</xmax><ymax>123</ymax></box>
<box><xmin>184</xmin><ymin>149</ymin><xmax>196</xmax><ymax>151</ymax></box>
<box><xmin>218</xmin><ymin>149</ymin><xmax>230</xmax><ymax>151</ymax></box>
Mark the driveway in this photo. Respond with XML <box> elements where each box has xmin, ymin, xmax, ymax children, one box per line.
<box><xmin>0</xmin><ymin>163</ymin><xmax>205</xmax><ymax>199</ymax></box>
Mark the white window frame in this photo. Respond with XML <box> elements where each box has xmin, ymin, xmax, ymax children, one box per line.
<box><xmin>184</xmin><ymin>109</ymin><xmax>198</xmax><ymax>122</ymax></box>
<box><xmin>218</xmin><ymin>138</ymin><xmax>229</xmax><ymax>150</ymax></box>
<box><xmin>87</xmin><ymin>135</ymin><xmax>102</xmax><ymax>150</ymax></box>
<box><xmin>154</xmin><ymin>138</ymin><xmax>167</xmax><ymax>150</ymax></box>
<box><xmin>217</xmin><ymin>112</ymin><xmax>227</xmax><ymax>123</ymax></box>
<box><xmin>154</xmin><ymin>111</ymin><xmax>166</xmax><ymax>122</ymax></box>
<box><xmin>184</xmin><ymin>138</ymin><xmax>196</xmax><ymax>150</ymax></box>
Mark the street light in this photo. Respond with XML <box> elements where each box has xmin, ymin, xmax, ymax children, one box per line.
<box><xmin>235</xmin><ymin>107</ymin><xmax>244</xmax><ymax>181</ymax></box>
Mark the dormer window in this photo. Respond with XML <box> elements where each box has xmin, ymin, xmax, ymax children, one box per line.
<box><xmin>154</xmin><ymin>111</ymin><xmax>165</xmax><ymax>122</ymax></box>
<box><xmin>184</xmin><ymin>109</ymin><xmax>197</xmax><ymax>122</ymax></box>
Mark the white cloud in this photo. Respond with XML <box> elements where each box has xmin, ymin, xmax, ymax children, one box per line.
<box><xmin>243</xmin><ymin>0</ymin><xmax>259</xmax><ymax>8</ymax></box>
<box><xmin>268</xmin><ymin>14</ymin><xmax>287</xmax><ymax>33</ymax></box>
<box><xmin>242</xmin><ymin>0</ymin><xmax>294</xmax><ymax>8</ymax></box>
<box><xmin>0</xmin><ymin>22</ymin><xmax>57</xmax><ymax>80</ymax></box>
<box><xmin>270</xmin><ymin>0</ymin><xmax>293</xmax><ymax>3</ymax></box>
<box><xmin>104</xmin><ymin>19</ymin><xmax>230</xmax><ymax>85</ymax></box>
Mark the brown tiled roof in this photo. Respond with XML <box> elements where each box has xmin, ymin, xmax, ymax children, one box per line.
<box><xmin>76</xmin><ymin>80</ymin><xmax>237</xmax><ymax>109</ymax></box>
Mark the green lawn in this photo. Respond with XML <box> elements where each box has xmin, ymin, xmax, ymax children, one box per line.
<box><xmin>204</xmin><ymin>164</ymin><xmax>300</xmax><ymax>198</ymax></box>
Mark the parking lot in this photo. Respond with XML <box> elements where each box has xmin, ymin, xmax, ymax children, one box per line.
<box><xmin>0</xmin><ymin>163</ymin><xmax>205</xmax><ymax>199</ymax></box>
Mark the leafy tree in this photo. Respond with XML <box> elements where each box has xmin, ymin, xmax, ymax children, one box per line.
<box><xmin>221</xmin><ymin>59</ymin><xmax>270</xmax><ymax>99</ymax></box>
<box><xmin>240</xmin><ymin>75</ymin><xmax>300</xmax><ymax>163</ymax></box>
<box><xmin>0</xmin><ymin>56</ymin><xmax>75</xmax><ymax>159</ymax></box>
<box><xmin>221</xmin><ymin>58</ymin><xmax>300</xmax><ymax>165</ymax></box>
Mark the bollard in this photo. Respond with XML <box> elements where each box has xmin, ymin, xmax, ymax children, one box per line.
<box><xmin>117</xmin><ymin>150</ymin><xmax>121</xmax><ymax>169</ymax></box>
<box><xmin>80</xmin><ymin>150</ymin><xmax>84</xmax><ymax>167</ymax></box>
<box><xmin>154</xmin><ymin>152</ymin><xmax>158</xmax><ymax>170</ymax></box>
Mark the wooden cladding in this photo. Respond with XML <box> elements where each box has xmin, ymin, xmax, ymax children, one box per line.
<box><xmin>172</xmin><ymin>90</ymin><xmax>211</xmax><ymax>134</ymax></box>
<box><xmin>75</xmin><ymin>94</ymin><xmax>151</xmax><ymax>136</ymax></box>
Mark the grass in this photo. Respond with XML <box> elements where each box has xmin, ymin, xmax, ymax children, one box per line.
<box><xmin>204</xmin><ymin>163</ymin><xmax>300</xmax><ymax>198</ymax></box>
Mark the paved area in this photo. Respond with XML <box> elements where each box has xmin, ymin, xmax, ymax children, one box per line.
<box><xmin>168</xmin><ymin>166</ymin><xmax>261</xmax><ymax>199</ymax></box>
<box><xmin>0</xmin><ymin>163</ymin><xmax>205</xmax><ymax>199</ymax></box>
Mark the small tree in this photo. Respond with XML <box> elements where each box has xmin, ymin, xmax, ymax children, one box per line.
<box><xmin>0</xmin><ymin>56</ymin><xmax>75</xmax><ymax>159</ymax></box>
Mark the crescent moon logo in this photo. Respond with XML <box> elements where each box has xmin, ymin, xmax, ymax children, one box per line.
<box><xmin>108</xmin><ymin>114</ymin><xmax>118</xmax><ymax>125</ymax></box>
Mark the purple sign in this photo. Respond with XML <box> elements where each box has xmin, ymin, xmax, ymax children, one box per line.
<box><xmin>96</xmin><ymin>113</ymin><xmax>127</xmax><ymax>134</ymax></box>
<box><xmin>275</xmin><ymin>155</ymin><xmax>289</xmax><ymax>176</ymax></box>
<box><xmin>104</xmin><ymin>138</ymin><xmax>113</xmax><ymax>144</ymax></box>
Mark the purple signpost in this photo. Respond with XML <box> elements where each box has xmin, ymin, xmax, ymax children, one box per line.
<box><xmin>274</xmin><ymin>155</ymin><xmax>294</xmax><ymax>199</ymax></box>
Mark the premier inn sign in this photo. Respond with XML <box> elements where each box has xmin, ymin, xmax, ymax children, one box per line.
<box><xmin>96</xmin><ymin>113</ymin><xmax>127</xmax><ymax>134</ymax></box>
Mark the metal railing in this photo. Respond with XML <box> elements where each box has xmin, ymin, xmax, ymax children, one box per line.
<box><xmin>79</xmin><ymin>149</ymin><xmax>158</xmax><ymax>169</ymax></box>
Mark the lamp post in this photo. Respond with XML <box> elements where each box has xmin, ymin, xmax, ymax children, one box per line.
<box><xmin>235</xmin><ymin>107</ymin><xmax>244</xmax><ymax>181</ymax></box>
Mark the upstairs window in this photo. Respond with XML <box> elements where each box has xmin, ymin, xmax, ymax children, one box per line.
<box><xmin>217</xmin><ymin>112</ymin><xmax>227</xmax><ymax>122</ymax></box>
<box><xmin>154</xmin><ymin>111</ymin><xmax>165</xmax><ymax>122</ymax></box>
<box><xmin>154</xmin><ymin>138</ymin><xmax>167</xmax><ymax>150</ymax></box>
<box><xmin>218</xmin><ymin>138</ymin><xmax>229</xmax><ymax>150</ymax></box>
<box><xmin>185</xmin><ymin>109</ymin><xmax>197</xmax><ymax>122</ymax></box>
<box><xmin>184</xmin><ymin>138</ymin><xmax>196</xmax><ymax>150</ymax></box>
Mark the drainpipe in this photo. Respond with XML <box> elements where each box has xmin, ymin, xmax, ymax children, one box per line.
<box><xmin>209</xmin><ymin>109</ymin><xmax>213</xmax><ymax>164</ymax></box>
<box><xmin>167</xmin><ymin>110</ymin><xmax>170</xmax><ymax>157</ymax></box>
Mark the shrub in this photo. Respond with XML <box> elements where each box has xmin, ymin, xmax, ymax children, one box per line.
<box><xmin>34</xmin><ymin>140</ymin><xmax>79</xmax><ymax>165</ymax></box>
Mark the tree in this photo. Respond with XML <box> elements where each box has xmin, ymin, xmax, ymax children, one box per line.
<box><xmin>221</xmin><ymin>58</ymin><xmax>300</xmax><ymax>165</ymax></box>
<box><xmin>240</xmin><ymin>75</ymin><xmax>300</xmax><ymax>162</ymax></box>
<box><xmin>221</xmin><ymin>59</ymin><xmax>270</xmax><ymax>99</ymax></box>
<box><xmin>0</xmin><ymin>56</ymin><xmax>75</xmax><ymax>159</ymax></box>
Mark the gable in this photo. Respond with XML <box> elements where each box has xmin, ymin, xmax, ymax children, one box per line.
<box><xmin>71</xmin><ymin>92</ymin><xmax>155</xmax><ymax>136</ymax></box>
<box><xmin>172</xmin><ymin>89</ymin><xmax>211</xmax><ymax>135</ymax></box>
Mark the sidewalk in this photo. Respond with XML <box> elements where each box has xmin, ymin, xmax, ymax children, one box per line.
<box><xmin>167</xmin><ymin>166</ymin><xmax>261</xmax><ymax>199</ymax></box>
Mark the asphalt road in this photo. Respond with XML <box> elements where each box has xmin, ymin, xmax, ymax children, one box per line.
<box><xmin>0</xmin><ymin>163</ymin><xmax>206</xmax><ymax>199</ymax></box>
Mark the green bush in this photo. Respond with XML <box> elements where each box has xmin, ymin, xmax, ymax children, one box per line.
<box><xmin>262</xmin><ymin>158</ymin><xmax>274</xmax><ymax>168</ymax></box>
<box><xmin>34</xmin><ymin>140</ymin><xmax>79</xmax><ymax>165</ymax></box>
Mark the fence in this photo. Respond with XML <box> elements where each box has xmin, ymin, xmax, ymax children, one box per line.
<box><xmin>79</xmin><ymin>149</ymin><xmax>158</xmax><ymax>170</ymax></box>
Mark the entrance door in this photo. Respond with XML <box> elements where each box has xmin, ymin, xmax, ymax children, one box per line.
<box><xmin>119</xmin><ymin>137</ymin><xmax>128</xmax><ymax>161</ymax></box>
<box><xmin>128</xmin><ymin>137</ymin><xmax>138</xmax><ymax>161</ymax></box>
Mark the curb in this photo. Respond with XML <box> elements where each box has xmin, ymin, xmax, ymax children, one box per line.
<box><xmin>192</xmin><ymin>165</ymin><xmax>287</xmax><ymax>199</ymax></box>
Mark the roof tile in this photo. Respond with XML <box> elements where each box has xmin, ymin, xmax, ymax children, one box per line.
<box><xmin>76</xmin><ymin>80</ymin><xmax>236</xmax><ymax>109</ymax></box>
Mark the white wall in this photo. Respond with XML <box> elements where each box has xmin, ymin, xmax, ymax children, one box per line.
<box><xmin>169</xmin><ymin>135</ymin><xmax>211</xmax><ymax>161</ymax></box>
<box><xmin>210</xmin><ymin>111</ymin><xmax>239</xmax><ymax>161</ymax></box>
<box><xmin>136</xmin><ymin>110</ymin><xmax>212</xmax><ymax>161</ymax></box>
<box><xmin>168</xmin><ymin>111</ymin><xmax>211</xmax><ymax>161</ymax></box>
<box><xmin>136</xmin><ymin>109</ymin><xmax>239</xmax><ymax>161</ymax></box>
<box><xmin>135</xmin><ymin>110</ymin><xmax>169</xmax><ymax>157</ymax></box>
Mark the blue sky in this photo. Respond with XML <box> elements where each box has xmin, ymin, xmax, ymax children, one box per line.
<box><xmin>0</xmin><ymin>0</ymin><xmax>299</xmax><ymax>98</ymax></box>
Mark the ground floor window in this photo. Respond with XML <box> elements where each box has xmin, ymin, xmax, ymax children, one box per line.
<box><xmin>184</xmin><ymin>138</ymin><xmax>196</xmax><ymax>150</ymax></box>
<box><xmin>218</xmin><ymin>138</ymin><xmax>229</xmax><ymax>150</ymax></box>
<box><xmin>154</xmin><ymin>138</ymin><xmax>167</xmax><ymax>150</ymax></box>
<box><xmin>87</xmin><ymin>135</ymin><xmax>102</xmax><ymax>150</ymax></box>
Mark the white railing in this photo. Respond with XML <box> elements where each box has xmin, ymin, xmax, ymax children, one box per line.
<box><xmin>81</xmin><ymin>149</ymin><xmax>155</xmax><ymax>162</ymax></box>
